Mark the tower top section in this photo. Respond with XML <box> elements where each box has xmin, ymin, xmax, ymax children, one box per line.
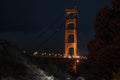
<box><xmin>65</xmin><ymin>8</ymin><xmax>77</xmax><ymax>14</ymax></box>
<box><xmin>65</xmin><ymin>0</ymin><xmax>78</xmax><ymax>16</ymax></box>
<box><xmin>65</xmin><ymin>8</ymin><xmax>77</xmax><ymax>19</ymax></box>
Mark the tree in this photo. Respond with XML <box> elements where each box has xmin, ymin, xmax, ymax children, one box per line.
<box><xmin>87</xmin><ymin>0</ymin><xmax>120</xmax><ymax>79</ymax></box>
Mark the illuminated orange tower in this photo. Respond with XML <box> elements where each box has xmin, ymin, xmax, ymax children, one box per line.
<box><xmin>64</xmin><ymin>7</ymin><xmax>79</xmax><ymax>58</ymax></box>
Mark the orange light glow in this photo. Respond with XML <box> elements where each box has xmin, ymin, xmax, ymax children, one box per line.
<box><xmin>64</xmin><ymin>8</ymin><xmax>80</xmax><ymax>59</ymax></box>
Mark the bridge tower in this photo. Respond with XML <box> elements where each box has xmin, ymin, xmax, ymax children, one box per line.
<box><xmin>64</xmin><ymin>7</ymin><xmax>79</xmax><ymax>58</ymax></box>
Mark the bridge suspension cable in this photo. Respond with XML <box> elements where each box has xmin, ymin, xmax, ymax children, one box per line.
<box><xmin>31</xmin><ymin>14</ymin><xmax>64</xmax><ymax>42</ymax></box>
<box><xmin>37</xmin><ymin>20</ymin><xmax>65</xmax><ymax>49</ymax></box>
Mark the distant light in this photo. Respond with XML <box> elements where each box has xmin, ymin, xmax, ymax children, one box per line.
<box><xmin>55</xmin><ymin>54</ymin><xmax>57</xmax><ymax>56</ymax></box>
<box><xmin>33</xmin><ymin>51</ymin><xmax>38</xmax><ymax>56</ymax></box>
<box><xmin>81</xmin><ymin>56</ymin><xmax>88</xmax><ymax>60</ymax></box>
<box><xmin>76</xmin><ymin>60</ymin><xmax>79</xmax><ymax>63</ymax></box>
<box><xmin>68</xmin><ymin>55</ymin><xmax>72</xmax><ymax>59</ymax></box>
<box><xmin>60</xmin><ymin>55</ymin><xmax>62</xmax><ymax>57</ymax></box>
<box><xmin>67</xmin><ymin>77</ymin><xmax>70</xmax><ymax>80</ymax></box>
<box><xmin>23</xmin><ymin>51</ymin><xmax>26</xmax><ymax>53</ymax></box>
<box><xmin>49</xmin><ymin>54</ymin><xmax>51</xmax><ymax>56</ymax></box>
<box><xmin>42</xmin><ymin>53</ymin><xmax>44</xmax><ymax>55</ymax></box>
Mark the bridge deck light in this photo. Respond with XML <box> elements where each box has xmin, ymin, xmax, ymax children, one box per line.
<box><xmin>42</xmin><ymin>53</ymin><xmax>44</xmax><ymax>55</ymax></box>
<box><xmin>33</xmin><ymin>51</ymin><xmax>38</xmax><ymax>56</ymax></box>
<box><xmin>49</xmin><ymin>54</ymin><xmax>51</xmax><ymax>56</ymax></box>
<box><xmin>55</xmin><ymin>54</ymin><xmax>57</xmax><ymax>56</ymax></box>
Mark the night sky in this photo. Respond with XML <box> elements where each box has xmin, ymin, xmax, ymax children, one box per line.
<box><xmin>0</xmin><ymin>0</ymin><xmax>111</xmax><ymax>55</ymax></box>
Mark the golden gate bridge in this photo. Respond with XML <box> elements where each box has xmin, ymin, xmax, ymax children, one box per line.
<box><xmin>32</xmin><ymin>1</ymin><xmax>87</xmax><ymax>75</ymax></box>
